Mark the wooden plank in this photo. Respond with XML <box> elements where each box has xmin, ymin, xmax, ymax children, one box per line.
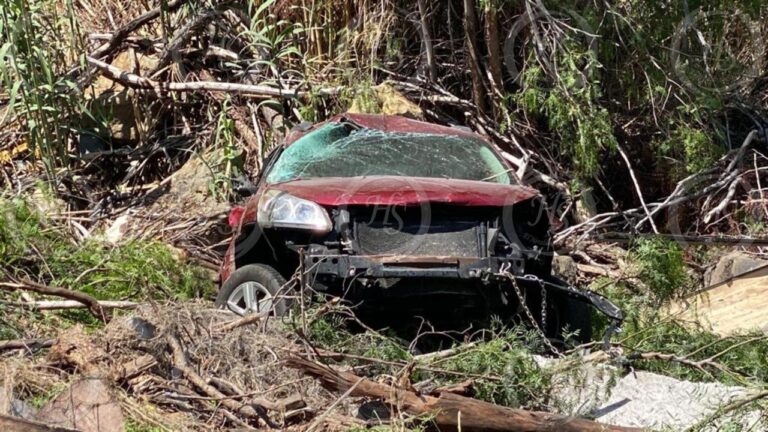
<box><xmin>671</xmin><ymin>267</ymin><xmax>768</xmax><ymax>335</ymax></box>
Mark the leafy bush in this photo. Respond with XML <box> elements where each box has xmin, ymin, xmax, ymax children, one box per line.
<box><xmin>516</xmin><ymin>47</ymin><xmax>617</xmax><ymax>180</ymax></box>
<box><xmin>0</xmin><ymin>198</ymin><xmax>213</xmax><ymax>314</ymax></box>
<box><xmin>304</xmin><ymin>312</ymin><xmax>549</xmax><ymax>409</ymax></box>
<box><xmin>629</xmin><ymin>236</ymin><xmax>692</xmax><ymax>303</ymax></box>
<box><xmin>591</xmin><ymin>278</ymin><xmax>768</xmax><ymax>386</ymax></box>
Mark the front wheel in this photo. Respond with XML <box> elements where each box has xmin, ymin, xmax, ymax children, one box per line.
<box><xmin>216</xmin><ymin>264</ymin><xmax>291</xmax><ymax>316</ymax></box>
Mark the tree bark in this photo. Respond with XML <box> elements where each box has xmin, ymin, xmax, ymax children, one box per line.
<box><xmin>416</xmin><ymin>0</ymin><xmax>437</xmax><ymax>81</ymax></box>
<box><xmin>287</xmin><ymin>356</ymin><xmax>645</xmax><ymax>432</ymax></box>
<box><xmin>0</xmin><ymin>415</ymin><xmax>79</xmax><ymax>432</ymax></box>
<box><xmin>463</xmin><ymin>0</ymin><xmax>487</xmax><ymax>114</ymax></box>
<box><xmin>484</xmin><ymin>2</ymin><xmax>504</xmax><ymax>117</ymax></box>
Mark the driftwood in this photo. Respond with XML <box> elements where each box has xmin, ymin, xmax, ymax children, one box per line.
<box><xmin>287</xmin><ymin>356</ymin><xmax>645</xmax><ymax>432</ymax></box>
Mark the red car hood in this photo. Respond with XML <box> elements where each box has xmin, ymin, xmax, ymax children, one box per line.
<box><xmin>268</xmin><ymin>176</ymin><xmax>539</xmax><ymax>207</ymax></box>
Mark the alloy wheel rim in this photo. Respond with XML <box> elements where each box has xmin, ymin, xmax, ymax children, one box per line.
<box><xmin>226</xmin><ymin>281</ymin><xmax>274</xmax><ymax>316</ymax></box>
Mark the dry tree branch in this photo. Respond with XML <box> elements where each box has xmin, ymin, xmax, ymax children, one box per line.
<box><xmin>0</xmin><ymin>277</ymin><xmax>109</xmax><ymax>323</ymax></box>
<box><xmin>617</xmin><ymin>144</ymin><xmax>659</xmax><ymax>234</ymax></box>
<box><xmin>87</xmin><ymin>57</ymin><xmax>341</xmax><ymax>99</ymax></box>
<box><xmin>165</xmin><ymin>333</ymin><xmax>281</xmax><ymax>428</ymax></box>
<box><xmin>416</xmin><ymin>0</ymin><xmax>437</xmax><ymax>81</ymax></box>
<box><xmin>287</xmin><ymin>356</ymin><xmax>645</xmax><ymax>432</ymax></box>
<box><xmin>0</xmin><ymin>338</ymin><xmax>56</xmax><ymax>352</ymax></box>
<box><xmin>89</xmin><ymin>0</ymin><xmax>191</xmax><ymax>60</ymax></box>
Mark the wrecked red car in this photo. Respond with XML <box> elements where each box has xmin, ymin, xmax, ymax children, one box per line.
<box><xmin>218</xmin><ymin>113</ymin><xmax>622</xmax><ymax>343</ymax></box>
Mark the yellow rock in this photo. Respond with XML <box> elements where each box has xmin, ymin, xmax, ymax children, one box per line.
<box><xmin>348</xmin><ymin>83</ymin><xmax>423</xmax><ymax>119</ymax></box>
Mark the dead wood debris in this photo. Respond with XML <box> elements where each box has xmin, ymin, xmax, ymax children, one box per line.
<box><xmin>286</xmin><ymin>356</ymin><xmax>645</xmax><ymax>432</ymax></box>
<box><xmin>0</xmin><ymin>303</ymin><xmax>665</xmax><ymax>431</ymax></box>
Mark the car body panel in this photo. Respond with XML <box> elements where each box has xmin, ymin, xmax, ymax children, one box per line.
<box><xmin>269</xmin><ymin>175</ymin><xmax>539</xmax><ymax>207</ymax></box>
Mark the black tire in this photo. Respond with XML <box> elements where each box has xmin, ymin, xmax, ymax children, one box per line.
<box><xmin>216</xmin><ymin>264</ymin><xmax>290</xmax><ymax>316</ymax></box>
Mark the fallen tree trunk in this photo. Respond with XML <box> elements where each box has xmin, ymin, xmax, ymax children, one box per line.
<box><xmin>287</xmin><ymin>357</ymin><xmax>645</xmax><ymax>432</ymax></box>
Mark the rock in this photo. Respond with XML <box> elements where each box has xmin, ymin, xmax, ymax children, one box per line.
<box><xmin>545</xmin><ymin>357</ymin><xmax>760</xmax><ymax>430</ymax></box>
<box><xmin>552</xmin><ymin>253</ymin><xmax>578</xmax><ymax>283</ymax></box>
<box><xmin>104</xmin><ymin>214</ymin><xmax>131</xmax><ymax>244</ymax></box>
<box><xmin>375</xmin><ymin>83</ymin><xmax>423</xmax><ymax>119</ymax></box>
<box><xmin>128</xmin><ymin>317</ymin><xmax>157</xmax><ymax>340</ymax></box>
<box><xmin>348</xmin><ymin>83</ymin><xmax>423</xmax><ymax>119</ymax></box>
<box><xmin>34</xmin><ymin>378</ymin><xmax>124</xmax><ymax>432</ymax></box>
<box><xmin>704</xmin><ymin>251</ymin><xmax>768</xmax><ymax>287</ymax></box>
<box><xmin>573</xmin><ymin>188</ymin><xmax>598</xmax><ymax>224</ymax></box>
<box><xmin>0</xmin><ymin>386</ymin><xmax>37</xmax><ymax>419</ymax></box>
<box><xmin>83</xmin><ymin>51</ymin><xmax>160</xmax><ymax>145</ymax></box>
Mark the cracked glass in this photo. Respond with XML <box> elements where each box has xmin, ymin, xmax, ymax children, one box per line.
<box><xmin>266</xmin><ymin>122</ymin><xmax>513</xmax><ymax>184</ymax></box>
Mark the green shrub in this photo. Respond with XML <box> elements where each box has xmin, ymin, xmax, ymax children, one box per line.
<box><xmin>591</xmin><ymin>277</ymin><xmax>768</xmax><ymax>386</ymax></box>
<box><xmin>0</xmin><ymin>198</ymin><xmax>213</xmax><ymax>323</ymax></box>
<box><xmin>305</xmin><ymin>312</ymin><xmax>550</xmax><ymax>409</ymax></box>
<box><xmin>434</xmin><ymin>328</ymin><xmax>550</xmax><ymax>408</ymax></box>
<box><xmin>629</xmin><ymin>236</ymin><xmax>692</xmax><ymax>303</ymax></box>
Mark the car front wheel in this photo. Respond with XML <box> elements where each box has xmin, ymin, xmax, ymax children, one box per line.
<box><xmin>216</xmin><ymin>264</ymin><xmax>290</xmax><ymax>316</ymax></box>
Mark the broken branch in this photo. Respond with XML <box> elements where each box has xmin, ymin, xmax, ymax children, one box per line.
<box><xmin>287</xmin><ymin>356</ymin><xmax>644</xmax><ymax>432</ymax></box>
<box><xmin>87</xmin><ymin>57</ymin><xmax>341</xmax><ymax>99</ymax></box>
<box><xmin>0</xmin><ymin>278</ymin><xmax>109</xmax><ymax>323</ymax></box>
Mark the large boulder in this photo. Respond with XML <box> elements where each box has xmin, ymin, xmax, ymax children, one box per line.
<box><xmin>704</xmin><ymin>251</ymin><xmax>768</xmax><ymax>287</ymax></box>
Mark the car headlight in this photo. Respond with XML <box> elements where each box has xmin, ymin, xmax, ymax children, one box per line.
<box><xmin>257</xmin><ymin>190</ymin><xmax>332</xmax><ymax>232</ymax></box>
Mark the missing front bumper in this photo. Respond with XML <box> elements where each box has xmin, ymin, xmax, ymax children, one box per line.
<box><xmin>304</xmin><ymin>253</ymin><xmax>624</xmax><ymax>330</ymax></box>
<box><xmin>304</xmin><ymin>254</ymin><xmax>524</xmax><ymax>279</ymax></box>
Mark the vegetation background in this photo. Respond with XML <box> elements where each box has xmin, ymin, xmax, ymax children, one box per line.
<box><xmin>1</xmin><ymin>0</ymin><xmax>768</xmax><ymax>430</ymax></box>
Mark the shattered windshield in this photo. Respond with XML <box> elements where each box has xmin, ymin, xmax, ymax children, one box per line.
<box><xmin>266</xmin><ymin>122</ymin><xmax>514</xmax><ymax>184</ymax></box>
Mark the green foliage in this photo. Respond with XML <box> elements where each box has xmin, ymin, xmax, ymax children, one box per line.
<box><xmin>658</xmin><ymin>125</ymin><xmax>723</xmax><ymax>176</ymax></box>
<box><xmin>629</xmin><ymin>237</ymin><xmax>692</xmax><ymax>303</ymax></box>
<box><xmin>516</xmin><ymin>46</ymin><xmax>617</xmax><ymax>180</ymax></box>
<box><xmin>305</xmin><ymin>312</ymin><xmax>549</xmax><ymax>409</ymax></box>
<box><xmin>591</xmin><ymin>278</ymin><xmax>768</xmax><ymax>386</ymax></box>
<box><xmin>124</xmin><ymin>420</ymin><xmax>165</xmax><ymax>432</ymax></box>
<box><xmin>0</xmin><ymin>198</ymin><xmax>213</xmax><ymax>323</ymax></box>
<box><xmin>434</xmin><ymin>328</ymin><xmax>551</xmax><ymax>408</ymax></box>
<box><xmin>306</xmin><ymin>314</ymin><xmax>410</xmax><ymax>363</ymax></box>
<box><xmin>340</xmin><ymin>77</ymin><xmax>382</xmax><ymax>114</ymax></box>
<box><xmin>0</xmin><ymin>0</ymin><xmax>90</xmax><ymax>174</ymax></box>
<box><xmin>240</xmin><ymin>0</ymin><xmax>304</xmax><ymax>71</ymax></box>
<box><xmin>209</xmin><ymin>98</ymin><xmax>243</xmax><ymax>200</ymax></box>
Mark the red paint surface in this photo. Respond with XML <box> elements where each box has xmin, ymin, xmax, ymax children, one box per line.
<box><xmin>270</xmin><ymin>176</ymin><xmax>539</xmax><ymax>207</ymax></box>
